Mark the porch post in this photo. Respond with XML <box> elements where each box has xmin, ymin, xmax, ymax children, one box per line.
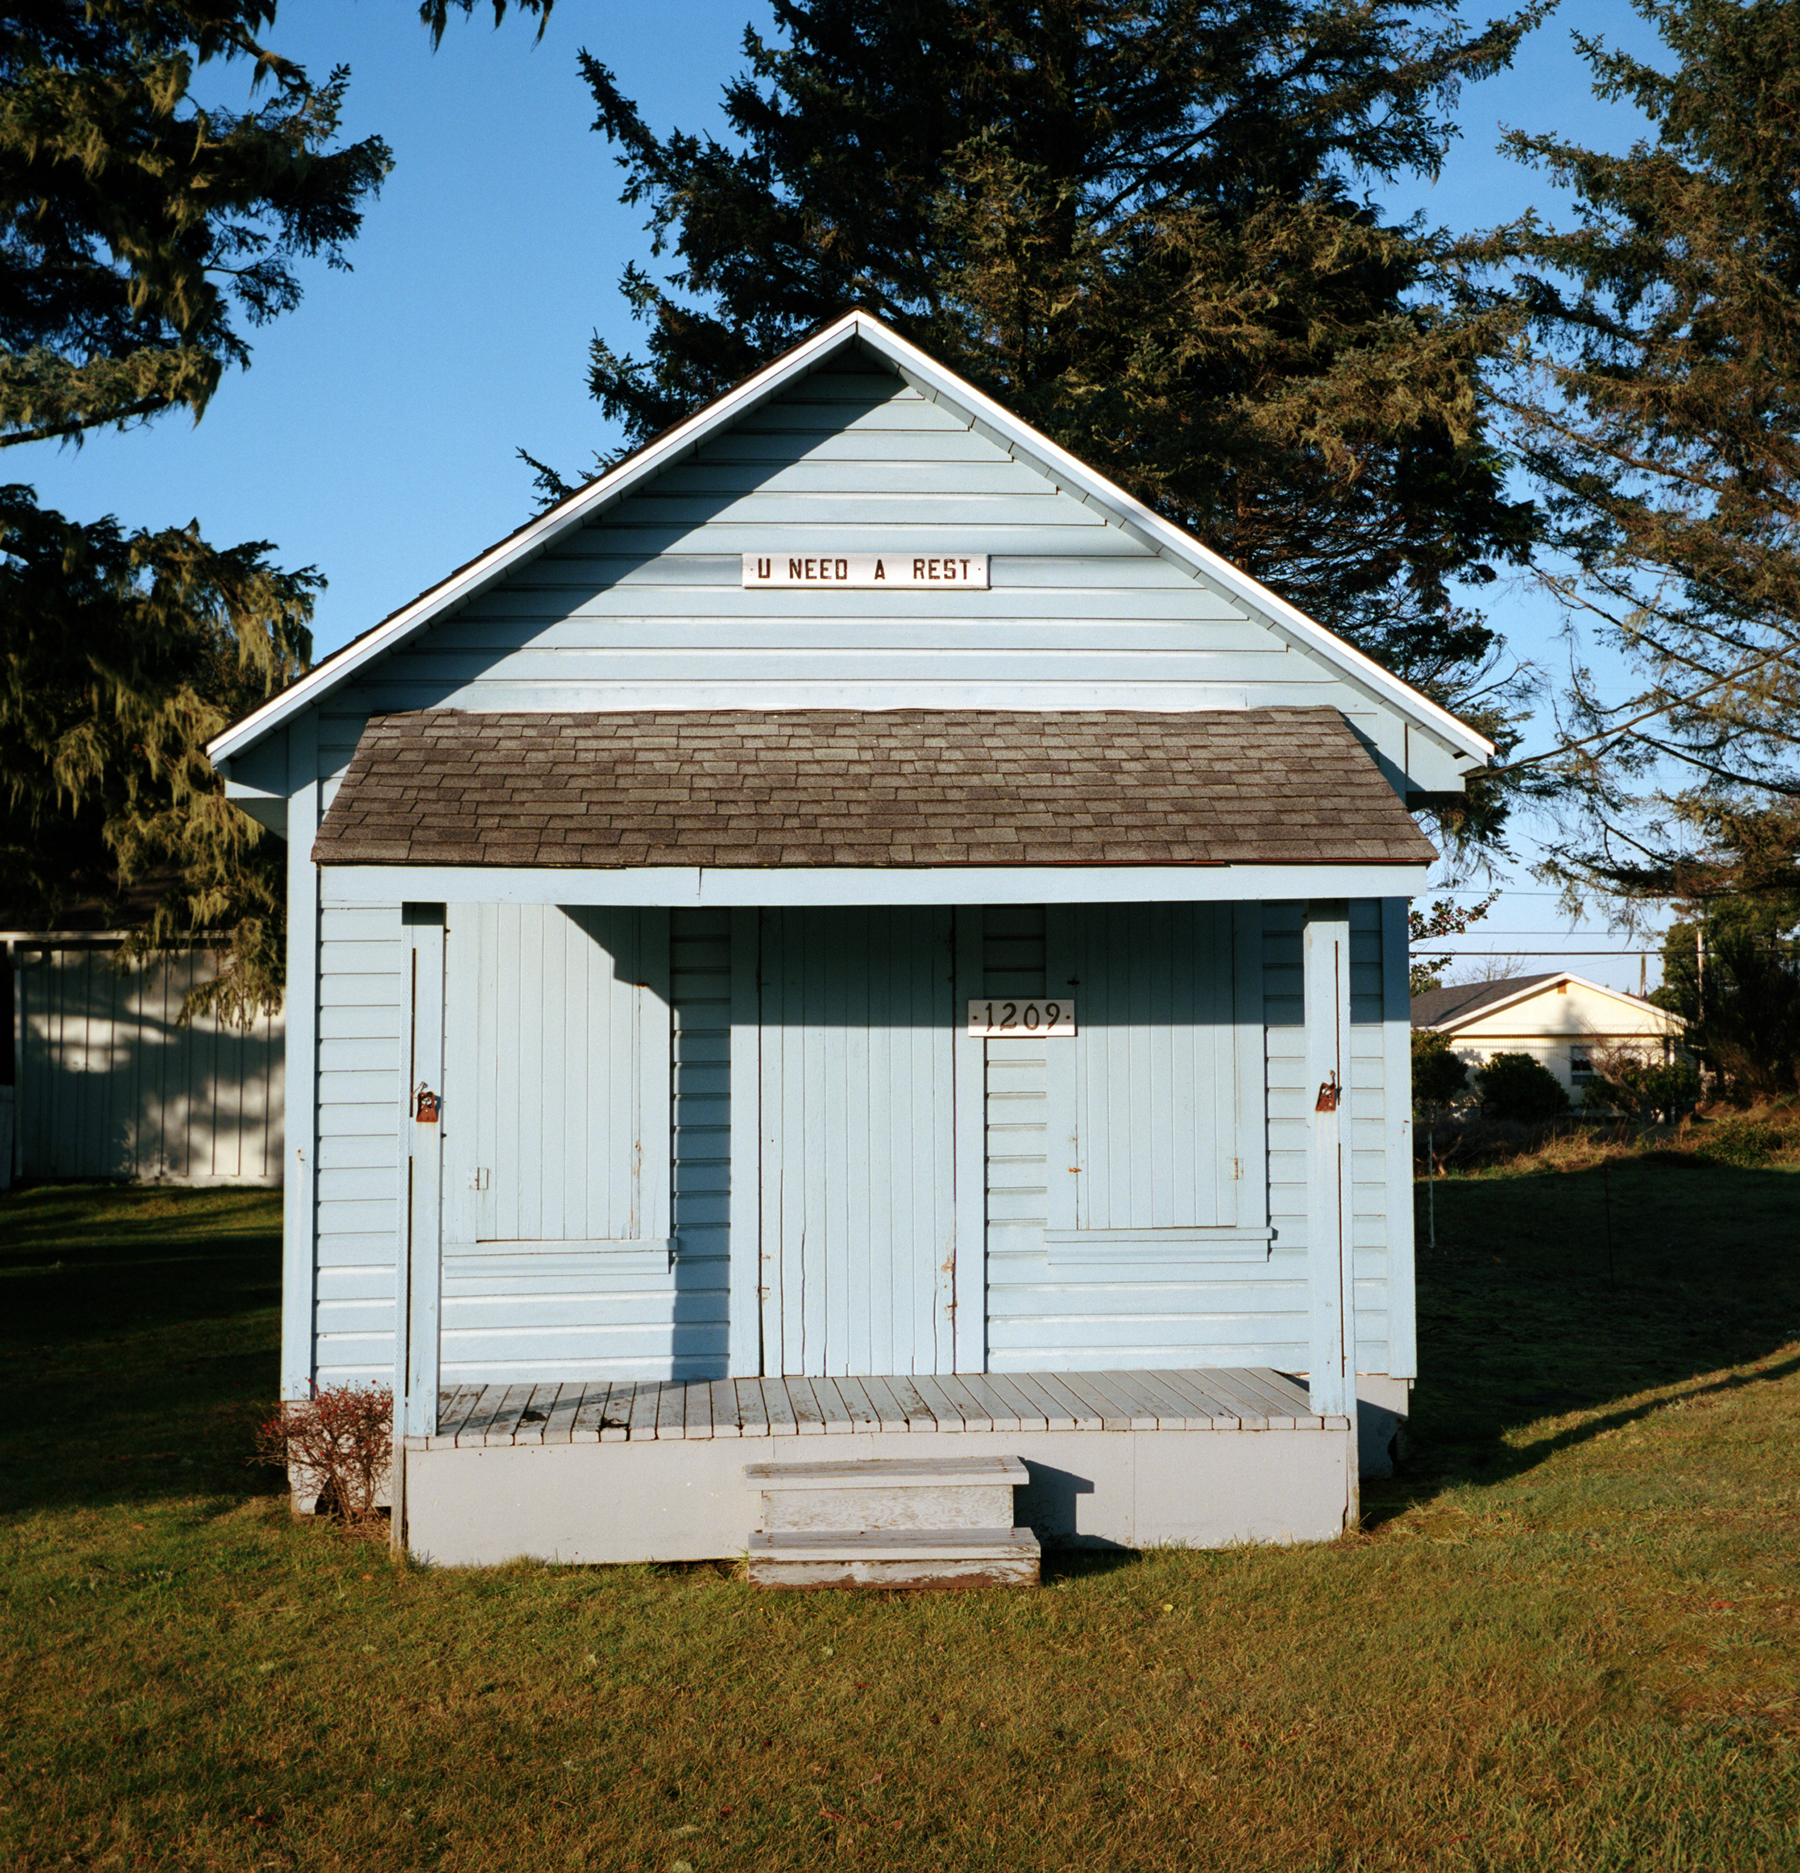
<box><xmin>1303</xmin><ymin>901</ymin><xmax>1357</xmax><ymax>1432</ymax></box>
<box><xmin>397</xmin><ymin>904</ymin><xmax>446</xmax><ymax>1443</ymax></box>
<box><xmin>726</xmin><ymin>906</ymin><xmax>762</xmax><ymax>1375</ymax></box>
<box><xmin>952</xmin><ymin>906</ymin><xmax>986</xmax><ymax>1373</ymax></box>
<box><xmin>281</xmin><ymin>713</ymin><xmax>320</xmax><ymax>1406</ymax></box>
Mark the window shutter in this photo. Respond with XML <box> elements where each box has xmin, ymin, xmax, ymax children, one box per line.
<box><xmin>444</xmin><ymin>903</ymin><xmax>671</xmax><ymax>1256</ymax></box>
<box><xmin>1045</xmin><ymin>903</ymin><xmax>1266</xmax><ymax>1259</ymax></box>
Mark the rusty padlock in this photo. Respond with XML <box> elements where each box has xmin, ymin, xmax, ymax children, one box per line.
<box><xmin>414</xmin><ymin>1084</ymin><xmax>441</xmax><ymax>1124</ymax></box>
<box><xmin>1314</xmin><ymin>1072</ymin><xmax>1340</xmax><ymax>1113</ymax></box>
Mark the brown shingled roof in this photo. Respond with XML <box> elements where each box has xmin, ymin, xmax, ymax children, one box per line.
<box><xmin>311</xmin><ymin>708</ymin><xmax>1437</xmax><ymax>870</ymax></box>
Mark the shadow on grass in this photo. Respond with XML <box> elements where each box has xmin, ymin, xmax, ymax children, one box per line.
<box><xmin>1038</xmin><ymin>1547</ymin><xmax>1141</xmax><ymax>1585</ymax></box>
<box><xmin>1365</xmin><ymin>1153</ymin><xmax>1800</xmax><ymax>1526</ymax></box>
<box><xmin>0</xmin><ymin>1184</ymin><xmax>282</xmax><ymax>1515</ymax></box>
<box><xmin>6</xmin><ymin>1160</ymin><xmax>1797</xmax><ymax>1540</ymax></box>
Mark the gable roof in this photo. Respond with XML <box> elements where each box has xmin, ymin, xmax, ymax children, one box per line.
<box><xmin>1412</xmin><ymin>971</ymin><xmax>1685</xmax><ymax>1033</ymax></box>
<box><xmin>207</xmin><ymin>311</ymin><xmax>1495</xmax><ymax>771</ymax></box>
<box><xmin>1411</xmin><ymin>975</ymin><xmax>1554</xmax><ymax>1029</ymax></box>
<box><xmin>311</xmin><ymin>705</ymin><xmax>1437</xmax><ymax>871</ymax></box>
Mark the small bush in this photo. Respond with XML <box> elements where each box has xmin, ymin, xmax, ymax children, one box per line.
<box><xmin>1474</xmin><ymin>1051</ymin><xmax>1570</xmax><ymax>1124</ymax></box>
<box><xmin>1580</xmin><ymin>1049</ymin><xmax>1702</xmax><ymax>1122</ymax></box>
<box><xmin>1694</xmin><ymin>1115</ymin><xmax>1781</xmax><ymax>1168</ymax></box>
<box><xmin>254</xmin><ymin>1383</ymin><xmax>394</xmax><ymax>1536</ymax></box>
<box><xmin>1412</xmin><ymin>1031</ymin><xmax>1470</xmax><ymax>1115</ymax></box>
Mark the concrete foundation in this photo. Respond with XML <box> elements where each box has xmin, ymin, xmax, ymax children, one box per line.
<box><xmin>401</xmin><ymin>1423</ymin><xmax>1354</xmax><ymax>1567</ymax></box>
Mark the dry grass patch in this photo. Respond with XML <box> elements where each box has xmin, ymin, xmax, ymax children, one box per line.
<box><xmin>2</xmin><ymin>1173</ymin><xmax>1797</xmax><ymax>1872</ymax></box>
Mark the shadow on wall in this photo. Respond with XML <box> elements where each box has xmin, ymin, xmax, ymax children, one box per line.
<box><xmin>1363</xmin><ymin>1154</ymin><xmax>1800</xmax><ymax>1526</ymax></box>
<box><xmin>10</xmin><ymin>943</ymin><xmax>283</xmax><ymax>1185</ymax></box>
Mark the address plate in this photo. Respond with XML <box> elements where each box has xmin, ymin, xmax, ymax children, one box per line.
<box><xmin>966</xmin><ymin>997</ymin><xmax>1076</xmax><ymax>1038</ymax></box>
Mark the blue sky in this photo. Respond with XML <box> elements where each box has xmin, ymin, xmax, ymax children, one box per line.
<box><xmin>24</xmin><ymin>0</ymin><xmax>1682</xmax><ymax>988</ymax></box>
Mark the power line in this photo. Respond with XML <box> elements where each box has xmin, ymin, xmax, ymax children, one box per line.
<box><xmin>1423</xmin><ymin>946</ymin><xmax>1668</xmax><ymax>956</ymax></box>
<box><xmin>1423</xmin><ymin>932</ymin><xmax>1678</xmax><ymax>943</ymax></box>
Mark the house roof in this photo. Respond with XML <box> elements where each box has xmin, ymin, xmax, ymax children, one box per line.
<box><xmin>209</xmin><ymin>311</ymin><xmax>1494</xmax><ymax>773</ymax></box>
<box><xmin>311</xmin><ymin>706</ymin><xmax>1439</xmax><ymax>871</ymax></box>
<box><xmin>1410</xmin><ymin>975</ymin><xmax>1554</xmax><ymax>1029</ymax></box>
<box><xmin>1412</xmin><ymin>970</ymin><xmax>1685</xmax><ymax>1033</ymax></box>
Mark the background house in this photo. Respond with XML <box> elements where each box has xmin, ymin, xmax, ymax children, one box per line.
<box><xmin>1411</xmin><ymin>971</ymin><xmax>1687</xmax><ymax>1101</ymax></box>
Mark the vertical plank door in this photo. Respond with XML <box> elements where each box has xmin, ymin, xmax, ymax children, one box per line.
<box><xmin>756</xmin><ymin>906</ymin><xmax>957</xmax><ymax>1377</ymax></box>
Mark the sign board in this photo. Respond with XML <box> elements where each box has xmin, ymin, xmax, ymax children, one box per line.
<box><xmin>966</xmin><ymin>997</ymin><xmax>1076</xmax><ymax>1038</ymax></box>
<box><xmin>743</xmin><ymin>552</ymin><xmax>989</xmax><ymax>590</ymax></box>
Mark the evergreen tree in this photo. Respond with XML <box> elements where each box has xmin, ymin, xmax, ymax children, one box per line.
<box><xmin>0</xmin><ymin>0</ymin><xmax>548</xmax><ymax>1020</ymax></box>
<box><xmin>1649</xmin><ymin>806</ymin><xmax>1800</xmax><ymax>1096</ymax></box>
<box><xmin>1469</xmin><ymin>0</ymin><xmax>1800</xmax><ymax>896</ymax></box>
<box><xmin>564</xmin><ymin>0</ymin><xmax>1542</xmax><ymax>795</ymax></box>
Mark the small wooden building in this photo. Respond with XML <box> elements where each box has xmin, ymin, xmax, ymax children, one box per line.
<box><xmin>209</xmin><ymin>313</ymin><xmax>1490</xmax><ymax>1571</ymax></box>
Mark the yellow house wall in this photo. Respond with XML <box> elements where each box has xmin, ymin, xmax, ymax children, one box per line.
<box><xmin>1446</xmin><ymin>981</ymin><xmax>1685</xmax><ymax>1095</ymax></box>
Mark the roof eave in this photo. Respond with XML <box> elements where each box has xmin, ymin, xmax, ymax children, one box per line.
<box><xmin>1429</xmin><ymin>970</ymin><xmax>1687</xmax><ymax>1032</ymax></box>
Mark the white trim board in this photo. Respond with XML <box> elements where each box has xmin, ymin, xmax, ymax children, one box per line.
<box><xmin>208</xmin><ymin>312</ymin><xmax>1493</xmax><ymax>771</ymax></box>
<box><xmin>320</xmin><ymin>862</ymin><xmax>1431</xmax><ymax>910</ymax></box>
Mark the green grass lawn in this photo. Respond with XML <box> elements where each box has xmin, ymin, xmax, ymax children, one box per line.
<box><xmin>2</xmin><ymin>1162</ymin><xmax>1797</xmax><ymax>1872</ymax></box>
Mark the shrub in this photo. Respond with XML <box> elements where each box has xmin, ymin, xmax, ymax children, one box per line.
<box><xmin>1582</xmin><ymin>1054</ymin><xmax>1703</xmax><ymax>1122</ymax></box>
<box><xmin>1474</xmin><ymin>1051</ymin><xmax>1570</xmax><ymax>1124</ymax></box>
<box><xmin>254</xmin><ymin>1383</ymin><xmax>394</xmax><ymax>1536</ymax></box>
<box><xmin>1694</xmin><ymin>1115</ymin><xmax>1781</xmax><ymax>1168</ymax></box>
<box><xmin>1412</xmin><ymin>1030</ymin><xmax>1470</xmax><ymax>1116</ymax></box>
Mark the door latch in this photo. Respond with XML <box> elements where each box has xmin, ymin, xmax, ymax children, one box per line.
<box><xmin>1314</xmin><ymin>1072</ymin><xmax>1340</xmax><ymax>1113</ymax></box>
<box><xmin>413</xmin><ymin>1084</ymin><xmax>441</xmax><ymax>1124</ymax></box>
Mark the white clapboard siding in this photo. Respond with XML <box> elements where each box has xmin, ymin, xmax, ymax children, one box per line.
<box><xmin>982</xmin><ymin>906</ymin><xmax>1308</xmax><ymax>1372</ymax></box>
<box><xmin>12</xmin><ymin>942</ymin><xmax>282</xmax><ymax>1184</ymax></box>
<box><xmin>756</xmin><ymin>906</ymin><xmax>956</xmax><ymax>1378</ymax></box>
<box><xmin>1347</xmin><ymin>898</ymin><xmax>1394</xmax><ymax>1375</ymax></box>
<box><xmin>305</xmin><ymin>359</ymin><xmax>1400</xmax><ymax>773</ymax></box>
<box><xmin>670</xmin><ymin>908</ymin><xmax>732</xmax><ymax>1373</ymax></box>
<box><xmin>313</xmin><ymin>905</ymin><xmax>404</xmax><ymax>1383</ymax></box>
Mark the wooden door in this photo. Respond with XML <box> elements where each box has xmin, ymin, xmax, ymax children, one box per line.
<box><xmin>755</xmin><ymin>906</ymin><xmax>957</xmax><ymax>1376</ymax></box>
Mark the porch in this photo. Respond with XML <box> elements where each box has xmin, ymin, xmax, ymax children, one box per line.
<box><xmin>398</xmin><ymin>1368</ymin><xmax>1355</xmax><ymax>1567</ymax></box>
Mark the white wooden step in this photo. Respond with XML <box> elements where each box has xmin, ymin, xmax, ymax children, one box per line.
<box><xmin>746</xmin><ymin>1527</ymin><xmax>1040</xmax><ymax>1590</ymax></box>
<box><xmin>746</xmin><ymin>1455</ymin><xmax>1026</xmax><ymax>1532</ymax></box>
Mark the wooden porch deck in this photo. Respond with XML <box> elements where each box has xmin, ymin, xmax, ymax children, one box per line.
<box><xmin>422</xmin><ymin>1368</ymin><xmax>1340</xmax><ymax>1450</ymax></box>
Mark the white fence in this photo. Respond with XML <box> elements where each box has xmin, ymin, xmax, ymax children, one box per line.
<box><xmin>5</xmin><ymin>937</ymin><xmax>284</xmax><ymax>1186</ymax></box>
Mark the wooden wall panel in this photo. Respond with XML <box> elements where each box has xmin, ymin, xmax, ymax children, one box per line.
<box><xmin>313</xmin><ymin>904</ymin><xmax>404</xmax><ymax>1385</ymax></box>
